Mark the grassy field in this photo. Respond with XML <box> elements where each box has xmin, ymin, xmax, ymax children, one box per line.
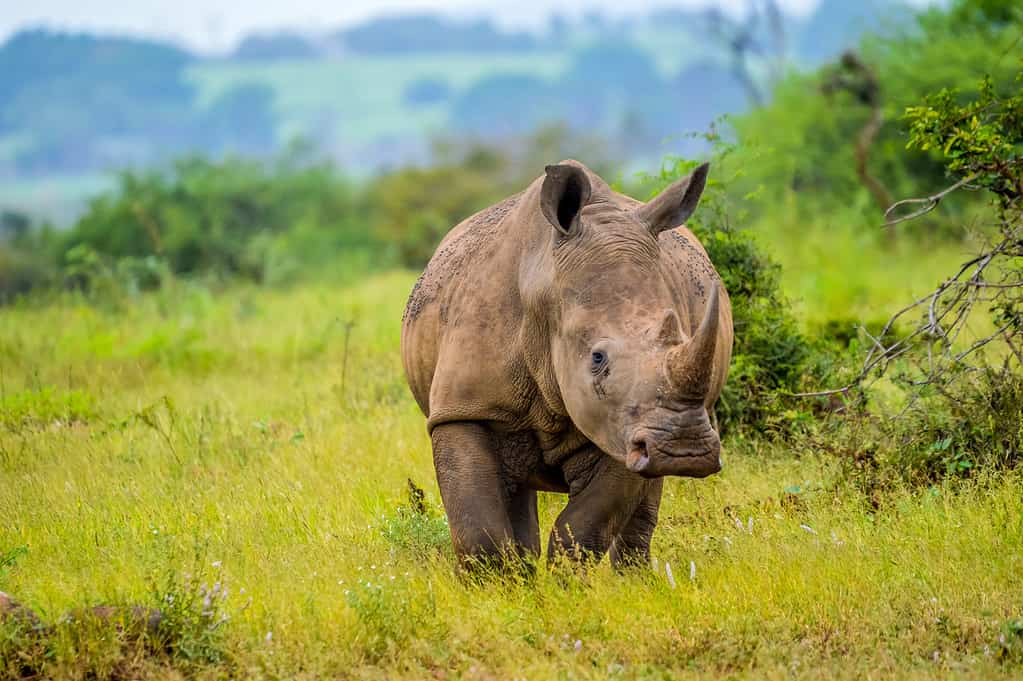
<box><xmin>1</xmin><ymin>219</ymin><xmax>1021</xmax><ymax>679</ymax></box>
<box><xmin>749</xmin><ymin>197</ymin><xmax>972</xmax><ymax>326</ymax></box>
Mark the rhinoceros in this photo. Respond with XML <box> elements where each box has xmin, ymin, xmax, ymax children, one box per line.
<box><xmin>401</xmin><ymin>160</ymin><xmax>733</xmax><ymax>568</ymax></box>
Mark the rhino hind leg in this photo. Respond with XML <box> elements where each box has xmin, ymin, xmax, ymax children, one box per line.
<box><xmin>507</xmin><ymin>487</ymin><xmax>541</xmax><ymax>557</ymax></box>
<box><xmin>547</xmin><ymin>450</ymin><xmax>648</xmax><ymax>564</ymax></box>
<box><xmin>431</xmin><ymin>422</ymin><xmax>525</xmax><ymax>569</ymax></box>
<box><xmin>609</xmin><ymin>478</ymin><xmax>663</xmax><ymax>569</ymax></box>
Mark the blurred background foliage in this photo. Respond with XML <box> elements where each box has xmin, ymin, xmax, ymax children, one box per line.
<box><xmin>0</xmin><ymin>0</ymin><xmax>962</xmax><ymax>216</ymax></box>
<box><xmin>732</xmin><ymin>0</ymin><xmax>1022</xmax><ymax>222</ymax></box>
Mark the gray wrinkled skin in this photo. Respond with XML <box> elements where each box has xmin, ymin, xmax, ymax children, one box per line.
<box><xmin>401</xmin><ymin>160</ymin><xmax>733</xmax><ymax>568</ymax></box>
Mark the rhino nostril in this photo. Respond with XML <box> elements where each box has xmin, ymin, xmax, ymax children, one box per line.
<box><xmin>626</xmin><ymin>436</ymin><xmax>650</xmax><ymax>473</ymax></box>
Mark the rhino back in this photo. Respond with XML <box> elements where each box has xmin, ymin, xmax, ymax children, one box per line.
<box><xmin>401</xmin><ymin>191</ymin><xmax>538</xmax><ymax>428</ymax></box>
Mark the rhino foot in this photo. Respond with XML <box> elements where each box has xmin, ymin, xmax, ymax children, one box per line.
<box><xmin>0</xmin><ymin>591</ymin><xmax>44</xmax><ymax>631</ymax></box>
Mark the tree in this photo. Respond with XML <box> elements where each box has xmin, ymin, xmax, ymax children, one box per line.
<box><xmin>232</xmin><ymin>32</ymin><xmax>320</xmax><ymax>60</ymax></box>
<box><xmin>704</xmin><ymin>0</ymin><xmax>788</xmax><ymax>106</ymax></box>
<box><xmin>821</xmin><ymin>51</ymin><xmax>893</xmax><ymax>214</ymax></box>
<box><xmin>805</xmin><ymin>70</ymin><xmax>1023</xmax><ymax>400</ymax></box>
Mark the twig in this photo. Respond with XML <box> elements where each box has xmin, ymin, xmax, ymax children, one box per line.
<box><xmin>1003</xmin><ymin>330</ymin><xmax>1023</xmax><ymax>367</ymax></box>
<box><xmin>340</xmin><ymin>320</ymin><xmax>355</xmax><ymax>404</ymax></box>
<box><xmin>884</xmin><ymin>174</ymin><xmax>980</xmax><ymax>226</ymax></box>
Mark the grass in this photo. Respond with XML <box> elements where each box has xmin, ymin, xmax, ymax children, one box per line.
<box><xmin>745</xmin><ymin>192</ymin><xmax>973</xmax><ymax>327</ymax></box>
<box><xmin>1</xmin><ymin>244</ymin><xmax>1021</xmax><ymax>678</ymax></box>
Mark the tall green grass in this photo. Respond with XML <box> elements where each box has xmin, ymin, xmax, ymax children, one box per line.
<box><xmin>745</xmin><ymin>192</ymin><xmax>973</xmax><ymax>326</ymax></box>
<box><xmin>1</xmin><ymin>266</ymin><xmax>1020</xmax><ymax>678</ymax></box>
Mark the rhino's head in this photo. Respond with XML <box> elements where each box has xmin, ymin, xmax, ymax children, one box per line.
<box><xmin>538</xmin><ymin>161</ymin><xmax>723</xmax><ymax>479</ymax></box>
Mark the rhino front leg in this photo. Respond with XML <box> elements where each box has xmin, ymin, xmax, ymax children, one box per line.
<box><xmin>431</xmin><ymin>422</ymin><xmax>518</xmax><ymax>568</ymax></box>
<box><xmin>610</xmin><ymin>477</ymin><xmax>663</xmax><ymax>569</ymax></box>
<box><xmin>547</xmin><ymin>449</ymin><xmax>647</xmax><ymax>563</ymax></box>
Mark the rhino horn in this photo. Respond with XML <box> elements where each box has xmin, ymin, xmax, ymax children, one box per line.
<box><xmin>656</xmin><ymin>309</ymin><xmax>683</xmax><ymax>346</ymax></box>
<box><xmin>635</xmin><ymin>162</ymin><xmax>710</xmax><ymax>235</ymax></box>
<box><xmin>666</xmin><ymin>284</ymin><xmax>720</xmax><ymax>397</ymax></box>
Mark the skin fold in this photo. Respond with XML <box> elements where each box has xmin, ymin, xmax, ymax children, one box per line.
<box><xmin>401</xmin><ymin>160</ymin><xmax>733</xmax><ymax>569</ymax></box>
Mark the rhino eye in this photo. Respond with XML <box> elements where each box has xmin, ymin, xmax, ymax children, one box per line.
<box><xmin>590</xmin><ymin>350</ymin><xmax>608</xmax><ymax>374</ymax></box>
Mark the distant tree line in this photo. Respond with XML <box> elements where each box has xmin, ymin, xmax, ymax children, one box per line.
<box><xmin>0</xmin><ymin>127</ymin><xmax>612</xmax><ymax>297</ymax></box>
<box><xmin>336</xmin><ymin>14</ymin><xmax>539</xmax><ymax>54</ymax></box>
<box><xmin>0</xmin><ymin>30</ymin><xmax>278</xmax><ymax>176</ymax></box>
<box><xmin>0</xmin><ymin>1</ymin><xmax>917</xmax><ymax>181</ymax></box>
<box><xmin>443</xmin><ymin>43</ymin><xmax>746</xmax><ymax>154</ymax></box>
<box><xmin>224</xmin><ymin>2</ymin><xmax>894</xmax><ymax>62</ymax></box>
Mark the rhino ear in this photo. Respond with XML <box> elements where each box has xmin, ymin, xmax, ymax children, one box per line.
<box><xmin>541</xmin><ymin>164</ymin><xmax>592</xmax><ymax>236</ymax></box>
<box><xmin>635</xmin><ymin>162</ymin><xmax>710</xmax><ymax>235</ymax></box>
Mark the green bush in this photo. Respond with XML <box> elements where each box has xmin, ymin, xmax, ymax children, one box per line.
<box><xmin>60</xmin><ymin>151</ymin><xmax>373</xmax><ymax>285</ymax></box>
<box><xmin>148</xmin><ymin>565</ymin><xmax>231</xmax><ymax>666</ymax></box>
<box><xmin>6</xmin><ymin>129</ymin><xmax>614</xmax><ymax>296</ymax></box>
<box><xmin>0</xmin><ymin>211</ymin><xmax>60</xmax><ymax>301</ymax></box>
<box><xmin>827</xmin><ymin>367</ymin><xmax>1023</xmax><ymax>499</ymax></box>
<box><xmin>0</xmin><ymin>244</ymin><xmax>55</xmax><ymax>301</ymax></box>
<box><xmin>0</xmin><ymin>386</ymin><xmax>97</xmax><ymax>431</ymax></box>
<box><xmin>368</xmin><ymin>161</ymin><xmax>500</xmax><ymax>268</ymax></box>
<box><xmin>379</xmin><ymin>480</ymin><xmax>451</xmax><ymax>557</ymax></box>
<box><xmin>369</xmin><ymin>126</ymin><xmax>613</xmax><ymax>268</ymax></box>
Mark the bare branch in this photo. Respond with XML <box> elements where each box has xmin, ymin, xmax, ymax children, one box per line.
<box><xmin>884</xmin><ymin>173</ymin><xmax>980</xmax><ymax>226</ymax></box>
<box><xmin>795</xmin><ymin>199</ymin><xmax>1021</xmax><ymax>403</ymax></box>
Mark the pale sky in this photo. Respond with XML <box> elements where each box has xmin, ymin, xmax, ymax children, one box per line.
<box><xmin>1</xmin><ymin>0</ymin><xmax>828</xmax><ymax>53</ymax></box>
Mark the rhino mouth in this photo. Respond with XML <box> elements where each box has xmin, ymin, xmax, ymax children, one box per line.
<box><xmin>624</xmin><ymin>424</ymin><xmax>722</xmax><ymax>479</ymax></box>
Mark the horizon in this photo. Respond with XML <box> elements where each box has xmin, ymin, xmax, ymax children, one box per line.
<box><xmin>3</xmin><ymin>0</ymin><xmax>853</xmax><ymax>53</ymax></box>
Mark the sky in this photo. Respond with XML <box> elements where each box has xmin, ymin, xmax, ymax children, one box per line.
<box><xmin>1</xmin><ymin>0</ymin><xmax>827</xmax><ymax>53</ymax></box>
